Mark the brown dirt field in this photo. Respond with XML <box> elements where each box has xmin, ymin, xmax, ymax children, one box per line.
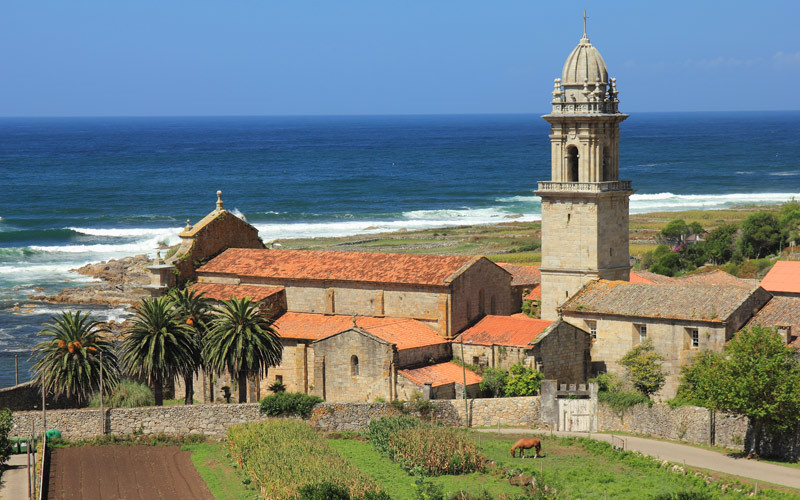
<box><xmin>46</xmin><ymin>445</ymin><xmax>215</xmax><ymax>500</ymax></box>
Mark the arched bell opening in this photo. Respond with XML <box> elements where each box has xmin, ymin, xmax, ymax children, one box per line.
<box><xmin>566</xmin><ymin>146</ymin><xmax>579</xmax><ymax>182</ymax></box>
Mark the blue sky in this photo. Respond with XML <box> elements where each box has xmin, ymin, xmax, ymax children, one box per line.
<box><xmin>1</xmin><ymin>1</ymin><xmax>797</xmax><ymax>116</ymax></box>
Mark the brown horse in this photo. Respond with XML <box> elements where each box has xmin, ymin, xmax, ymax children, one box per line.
<box><xmin>510</xmin><ymin>438</ymin><xmax>541</xmax><ymax>458</ymax></box>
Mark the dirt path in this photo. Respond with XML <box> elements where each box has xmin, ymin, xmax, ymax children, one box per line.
<box><xmin>477</xmin><ymin>428</ymin><xmax>800</xmax><ymax>490</ymax></box>
<box><xmin>46</xmin><ymin>445</ymin><xmax>215</xmax><ymax>500</ymax></box>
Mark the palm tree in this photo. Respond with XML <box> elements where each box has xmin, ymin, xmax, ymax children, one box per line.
<box><xmin>203</xmin><ymin>297</ymin><xmax>283</xmax><ymax>403</ymax></box>
<box><xmin>31</xmin><ymin>311</ymin><xmax>119</xmax><ymax>404</ymax></box>
<box><xmin>120</xmin><ymin>296</ymin><xmax>195</xmax><ymax>405</ymax></box>
<box><xmin>167</xmin><ymin>288</ymin><xmax>211</xmax><ymax>404</ymax></box>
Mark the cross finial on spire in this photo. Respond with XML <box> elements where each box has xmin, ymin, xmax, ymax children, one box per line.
<box><xmin>583</xmin><ymin>10</ymin><xmax>588</xmax><ymax>38</ymax></box>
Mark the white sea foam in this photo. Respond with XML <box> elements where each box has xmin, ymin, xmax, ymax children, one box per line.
<box><xmin>68</xmin><ymin>226</ymin><xmax>180</xmax><ymax>238</ymax></box>
<box><xmin>629</xmin><ymin>192</ymin><xmax>800</xmax><ymax>212</ymax></box>
<box><xmin>15</xmin><ymin>305</ymin><xmax>133</xmax><ymax>322</ymax></box>
<box><xmin>29</xmin><ymin>233</ymin><xmax>182</xmax><ymax>255</ymax></box>
<box><xmin>769</xmin><ymin>171</ymin><xmax>799</xmax><ymax>177</ymax></box>
<box><xmin>231</xmin><ymin>209</ymin><xmax>247</xmax><ymax>222</ymax></box>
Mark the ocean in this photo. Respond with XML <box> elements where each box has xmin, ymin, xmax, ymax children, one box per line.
<box><xmin>1</xmin><ymin>111</ymin><xmax>799</xmax><ymax>387</ymax></box>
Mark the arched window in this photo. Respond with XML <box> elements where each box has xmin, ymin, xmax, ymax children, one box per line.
<box><xmin>490</xmin><ymin>296</ymin><xmax>496</xmax><ymax>315</ymax></box>
<box><xmin>566</xmin><ymin>146</ymin><xmax>579</xmax><ymax>182</ymax></box>
<box><xmin>478</xmin><ymin>289</ymin><xmax>485</xmax><ymax>315</ymax></box>
<box><xmin>350</xmin><ymin>355</ymin><xmax>359</xmax><ymax>376</ymax></box>
<box><xmin>602</xmin><ymin>148</ymin><xmax>612</xmax><ymax>181</ymax></box>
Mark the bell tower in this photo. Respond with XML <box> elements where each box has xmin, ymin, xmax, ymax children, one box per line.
<box><xmin>537</xmin><ymin>20</ymin><xmax>633</xmax><ymax>320</ymax></box>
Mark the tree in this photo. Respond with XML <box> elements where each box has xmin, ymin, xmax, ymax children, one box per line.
<box><xmin>31</xmin><ymin>311</ymin><xmax>119</xmax><ymax>403</ymax></box>
<box><xmin>677</xmin><ymin>326</ymin><xmax>800</xmax><ymax>457</ymax></box>
<box><xmin>503</xmin><ymin>364</ymin><xmax>543</xmax><ymax>397</ymax></box>
<box><xmin>703</xmin><ymin>224</ymin><xmax>738</xmax><ymax>264</ymax></box>
<box><xmin>619</xmin><ymin>341</ymin><xmax>665</xmax><ymax>397</ymax></box>
<box><xmin>203</xmin><ymin>297</ymin><xmax>283</xmax><ymax>403</ymax></box>
<box><xmin>738</xmin><ymin>212</ymin><xmax>783</xmax><ymax>259</ymax></box>
<box><xmin>649</xmin><ymin>251</ymin><xmax>681</xmax><ymax>277</ymax></box>
<box><xmin>687</xmin><ymin>221</ymin><xmax>704</xmax><ymax>235</ymax></box>
<box><xmin>779</xmin><ymin>199</ymin><xmax>800</xmax><ymax>244</ymax></box>
<box><xmin>661</xmin><ymin>219</ymin><xmax>689</xmax><ymax>245</ymax></box>
<box><xmin>0</xmin><ymin>409</ymin><xmax>11</xmax><ymax>469</ymax></box>
<box><xmin>167</xmin><ymin>288</ymin><xmax>212</xmax><ymax>404</ymax></box>
<box><xmin>120</xmin><ymin>297</ymin><xmax>195</xmax><ymax>405</ymax></box>
<box><xmin>478</xmin><ymin>367</ymin><xmax>508</xmax><ymax>397</ymax></box>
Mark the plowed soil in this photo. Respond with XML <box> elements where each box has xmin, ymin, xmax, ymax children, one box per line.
<box><xmin>46</xmin><ymin>445</ymin><xmax>215</xmax><ymax>500</ymax></box>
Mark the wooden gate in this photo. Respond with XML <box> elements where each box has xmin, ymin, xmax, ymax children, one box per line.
<box><xmin>557</xmin><ymin>397</ymin><xmax>592</xmax><ymax>432</ymax></box>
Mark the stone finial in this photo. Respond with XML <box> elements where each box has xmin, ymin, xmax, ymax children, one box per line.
<box><xmin>156</xmin><ymin>250</ymin><xmax>163</xmax><ymax>265</ymax></box>
<box><xmin>216</xmin><ymin>190</ymin><xmax>224</xmax><ymax>210</ymax></box>
<box><xmin>184</xmin><ymin>219</ymin><xmax>192</xmax><ymax>231</ymax></box>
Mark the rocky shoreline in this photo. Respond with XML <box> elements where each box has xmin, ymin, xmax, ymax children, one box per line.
<box><xmin>28</xmin><ymin>255</ymin><xmax>153</xmax><ymax>307</ymax></box>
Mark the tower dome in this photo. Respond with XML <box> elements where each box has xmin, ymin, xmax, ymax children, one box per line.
<box><xmin>561</xmin><ymin>34</ymin><xmax>608</xmax><ymax>86</ymax></box>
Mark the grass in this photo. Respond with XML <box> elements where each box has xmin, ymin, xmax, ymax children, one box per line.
<box><xmin>163</xmin><ymin>398</ymin><xmax>201</xmax><ymax>406</ymax></box>
<box><xmin>183</xmin><ymin>440</ymin><xmax>257</xmax><ymax>500</ymax></box>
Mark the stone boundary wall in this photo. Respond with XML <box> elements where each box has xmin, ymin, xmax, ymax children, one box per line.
<box><xmin>0</xmin><ymin>382</ymin><xmax>81</xmax><ymax>412</ymax></box>
<box><xmin>11</xmin><ymin>396</ymin><xmax>543</xmax><ymax>440</ymax></box>
<box><xmin>598</xmin><ymin>402</ymin><xmax>748</xmax><ymax>450</ymax></box>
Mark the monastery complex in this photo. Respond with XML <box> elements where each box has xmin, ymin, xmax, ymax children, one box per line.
<box><xmin>146</xmin><ymin>27</ymin><xmax>800</xmax><ymax>403</ymax></box>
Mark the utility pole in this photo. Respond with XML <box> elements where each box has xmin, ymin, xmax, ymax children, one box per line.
<box><xmin>460</xmin><ymin>337</ymin><xmax>469</xmax><ymax>428</ymax></box>
<box><xmin>100</xmin><ymin>350</ymin><xmax>105</xmax><ymax>435</ymax></box>
<box><xmin>15</xmin><ymin>354</ymin><xmax>19</xmax><ymax>385</ymax></box>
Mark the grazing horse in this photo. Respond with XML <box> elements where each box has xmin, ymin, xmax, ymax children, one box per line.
<box><xmin>510</xmin><ymin>438</ymin><xmax>541</xmax><ymax>458</ymax></box>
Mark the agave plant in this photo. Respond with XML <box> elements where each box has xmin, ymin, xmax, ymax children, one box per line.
<box><xmin>119</xmin><ymin>296</ymin><xmax>195</xmax><ymax>405</ymax></box>
<box><xmin>31</xmin><ymin>311</ymin><xmax>119</xmax><ymax>403</ymax></box>
<box><xmin>203</xmin><ymin>297</ymin><xmax>283</xmax><ymax>403</ymax></box>
<box><xmin>167</xmin><ymin>287</ymin><xmax>212</xmax><ymax>404</ymax></box>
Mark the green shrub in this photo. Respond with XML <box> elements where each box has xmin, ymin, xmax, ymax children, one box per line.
<box><xmin>0</xmin><ymin>409</ymin><xmax>11</xmax><ymax>470</ymax></box>
<box><xmin>503</xmin><ymin>364</ymin><xmax>543</xmax><ymax>396</ymax></box>
<box><xmin>368</xmin><ymin>416</ymin><xmax>423</xmax><ymax>456</ymax></box>
<box><xmin>260</xmin><ymin>391</ymin><xmax>323</xmax><ymax>418</ymax></box>
<box><xmin>589</xmin><ymin>372</ymin><xmax>624</xmax><ymax>393</ymax></box>
<box><xmin>478</xmin><ymin>367</ymin><xmax>507</xmax><ymax>397</ymax></box>
<box><xmin>88</xmin><ymin>380</ymin><xmax>155</xmax><ymax>408</ymax></box>
<box><xmin>650</xmin><ymin>491</ymin><xmax>712</xmax><ymax>500</ymax></box>
<box><xmin>228</xmin><ymin>419</ymin><xmax>383</xmax><ymax>499</ymax></box>
<box><xmin>599</xmin><ymin>390</ymin><xmax>652</xmax><ymax>413</ymax></box>
<box><xmin>269</xmin><ymin>380</ymin><xmax>287</xmax><ymax>393</ymax></box>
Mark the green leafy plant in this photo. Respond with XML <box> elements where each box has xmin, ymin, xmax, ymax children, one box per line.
<box><xmin>503</xmin><ymin>364</ymin><xmax>543</xmax><ymax>396</ymax></box>
<box><xmin>0</xmin><ymin>409</ymin><xmax>12</xmax><ymax>471</ymax></box>
<box><xmin>619</xmin><ymin>341</ymin><xmax>665</xmax><ymax>397</ymax></box>
<box><xmin>88</xmin><ymin>379</ymin><xmax>155</xmax><ymax>408</ymax></box>
<box><xmin>269</xmin><ymin>380</ymin><xmax>287</xmax><ymax>393</ymax></box>
<box><xmin>259</xmin><ymin>391</ymin><xmax>323</xmax><ymax>418</ymax></box>
<box><xmin>478</xmin><ymin>367</ymin><xmax>508</xmax><ymax>398</ymax></box>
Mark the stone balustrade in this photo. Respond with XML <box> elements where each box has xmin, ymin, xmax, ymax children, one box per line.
<box><xmin>537</xmin><ymin>180</ymin><xmax>632</xmax><ymax>193</ymax></box>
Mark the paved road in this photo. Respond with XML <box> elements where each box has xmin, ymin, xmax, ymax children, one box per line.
<box><xmin>477</xmin><ymin>428</ymin><xmax>800</xmax><ymax>491</ymax></box>
<box><xmin>0</xmin><ymin>453</ymin><xmax>31</xmax><ymax>500</ymax></box>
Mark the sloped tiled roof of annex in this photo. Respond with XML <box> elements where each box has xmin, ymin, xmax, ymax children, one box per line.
<box><xmin>455</xmin><ymin>315</ymin><xmax>552</xmax><ymax>347</ymax></box>
<box><xmin>399</xmin><ymin>362</ymin><xmax>482</xmax><ymax>388</ymax></box>
<box><xmin>560</xmin><ymin>280</ymin><xmax>758</xmax><ymax>322</ymax></box>
<box><xmin>272</xmin><ymin>312</ymin><xmax>448</xmax><ymax>350</ymax></box>
<box><xmin>760</xmin><ymin>261</ymin><xmax>800</xmax><ymax>294</ymax></box>
<box><xmin>629</xmin><ymin>271</ymin><xmax>677</xmax><ymax>284</ymax></box>
<box><xmin>197</xmin><ymin>248</ymin><xmax>482</xmax><ymax>286</ymax></box>
<box><xmin>676</xmin><ymin>270</ymin><xmax>753</xmax><ymax>288</ymax></box>
<box><xmin>524</xmin><ymin>284</ymin><xmax>541</xmax><ymax>301</ymax></box>
<box><xmin>746</xmin><ymin>296</ymin><xmax>800</xmax><ymax>344</ymax></box>
<box><xmin>498</xmin><ymin>264</ymin><xmax>541</xmax><ymax>286</ymax></box>
<box><xmin>189</xmin><ymin>283</ymin><xmax>283</xmax><ymax>302</ymax></box>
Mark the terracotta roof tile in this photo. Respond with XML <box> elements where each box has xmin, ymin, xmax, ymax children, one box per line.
<box><xmin>455</xmin><ymin>315</ymin><xmax>552</xmax><ymax>347</ymax></box>
<box><xmin>498</xmin><ymin>264</ymin><xmax>540</xmax><ymax>286</ymax></box>
<box><xmin>197</xmin><ymin>248</ymin><xmax>479</xmax><ymax>286</ymax></box>
<box><xmin>561</xmin><ymin>280</ymin><xmax>758</xmax><ymax>323</ymax></box>
<box><xmin>676</xmin><ymin>270</ymin><xmax>753</xmax><ymax>288</ymax></box>
<box><xmin>747</xmin><ymin>296</ymin><xmax>800</xmax><ymax>337</ymax></box>
<box><xmin>189</xmin><ymin>283</ymin><xmax>283</xmax><ymax>302</ymax></box>
<box><xmin>760</xmin><ymin>261</ymin><xmax>800</xmax><ymax>294</ymax></box>
<box><xmin>399</xmin><ymin>362</ymin><xmax>482</xmax><ymax>388</ymax></box>
<box><xmin>272</xmin><ymin>312</ymin><xmax>446</xmax><ymax>349</ymax></box>
<box><xmin>524</xmin><ymin>284</ymin><xmax>541</xmax><ymax>301</ymax></box>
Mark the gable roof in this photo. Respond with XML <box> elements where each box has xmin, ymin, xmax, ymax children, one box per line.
<box><xmin>561</xmin><ymin>280</ymin><xmax>759</xmax><ymax>323</ymax></box>
<box><xmin>760</xmin><ymin>261</ymin><xmax>800</xmax><ymax>294</ymax></box>
<box><xmin>455</xmin><ymin>315</ymin><xmax>553</xmax><ymax>347</ymax></box>
<box><xmin>747</xmin><ymin>296</ymin><xmax>800</xmax><ymax>344</ymax></box>
<box><xmin>189</xmin><ymin>283</ymin><xmax>284</xmax><ymax>302</ymax></box>
<box><xmin>524</xmin><ymin>284</ymin><xmax>542</xmax><ymax>301</ymax></box>
<box><xmin>399</xmin><ymin>362</ymin><xmax>482</xmax><ymax>388</ymax></box>
<box><xmin>498</xmin><ymin>264</ymin><xmax>541</xmax><ymax>286</ymax></box>
<box><xmin>273</xmin><ymin>312</ymin><xmax>447</xmax><ymax>350</ymax></box>
<box><xmin>630</xmin><ymin>271</ymin><xmax>677</xmax><ymax>284</ymax></box>
<box><xmin>676</xmin><ymin>270</ymin><xmax>753</xmax><ymax>288</ymax></box>
<box><xmin>197</xmin><ymin>248</ymin><xmax>485</xmax><ymax>286</ymax></box>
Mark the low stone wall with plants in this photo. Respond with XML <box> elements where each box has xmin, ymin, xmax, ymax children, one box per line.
<box><xmin>598</xmin><ymin>402</ymin><xmax>748</xmax><ymax>450</ymax></box>
<box><xmin>10</xmin><ymin>395</ymin><xmax>543</xmax><ymax>440</ymax></box>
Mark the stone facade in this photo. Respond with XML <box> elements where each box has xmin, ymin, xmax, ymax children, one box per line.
<box><xmin>0</xmin><ymin>381</ymin><xmax>82</xmax><ymax>412</ymax></box>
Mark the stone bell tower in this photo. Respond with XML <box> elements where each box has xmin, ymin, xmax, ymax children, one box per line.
<box><xmin>537</xmin><ymin>20</ymin><xmax>633</xmax><ymax>320</ymax></box>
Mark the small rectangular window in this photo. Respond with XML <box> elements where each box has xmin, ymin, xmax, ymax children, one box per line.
<box><xmin>639</xmin><ymin>325</ymin><xmax>647</xmax><ymax>343</ymax></box>
<box><xmin>275</xmin><ymin>375</ymin><xmax>283</xmax><ymax>384</ymax></box>
<box><xmin>472</xmin><ymin>356</ymin><xmax>481</xmax><ymax>365</ymax></box>
<box><xmin>588</xmin><ymin>321</ymin><xmax>597</xmax><ymax>339</ymax></box>
<box><xmin>689</xmin><ymin>328</ymin><xmax>699</xmax><ymax>348</ymax></box>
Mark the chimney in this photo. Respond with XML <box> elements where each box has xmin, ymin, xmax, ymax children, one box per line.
<box><xmin>778</xmin><ymin>325</ymin><xmax>792</xmax><ymax>345</ymax></box>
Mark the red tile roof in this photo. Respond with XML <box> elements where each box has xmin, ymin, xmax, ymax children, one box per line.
<box><xmin>399</xmin><ymin>362</ymin><xmax>482</xmax><ymax>388</ymax></box>
<box><xmin>272</xmin><ymin>312</ymin><xmax>447</xmax><ymax>350</ymax></box>
<box><xmin>524</xmin><ymin>285</ymin><xmax>541</xmax><ymax>301</ymax></box>
<box><xmin>676</xmin><ymin>270</ymin><xmax>753</xmax><ymax>288</ymax></box>
<box><xmin>197</xmin><ymin>248</ymin><xmax>480</xmax><ymax>286</ymax></box>
<box><xmin>760</xmin><ymin>261</ymin><xmax>800</xmax><ymax>294</ymax></box>
<box><xmin>629</xmin><ymin>271</ymin><xmax>677</xmax><ymax>284</ymax></box>
<box><xmin>498</xmin><ymin>264</ymin><xmax>541</xmax><ymax>286</ymax></box>
<box><xmin>189</xmin><ymin>283</ymin><xmax>284</xmax><ymax>302</ymax></box>
<box><xmin>455</xmin><ymin>315</ymin><xmax>552</xmax><ymax>347</ymax></box>
<box><xmin>746</xmin><ymin>296</ymin><xmax>800</xmax><ymax>343</ymax></box>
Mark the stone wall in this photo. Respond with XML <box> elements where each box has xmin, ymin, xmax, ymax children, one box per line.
<box><xmin>533</xmin><ymin>321</ymin><xmax>591</xmax><ymax>385</ymax></box>
<box><xmin>0</xmin><ymin>382</ymin><xmax>82</xmax><ymax>412</ymax></box>
<box><xmin>598</xmin><ymin>401</ymin><xmax>748</xmax><ymax>450</ymax></box>
<box><xmin>11</xmin><ymin>395</ymin><xmax>543</xmax><ymax>440</ymax></box>
<box><xmin>450</xmin><ymin>258</ymin><xmax>513</xmax><ymax>336</ymax></box>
